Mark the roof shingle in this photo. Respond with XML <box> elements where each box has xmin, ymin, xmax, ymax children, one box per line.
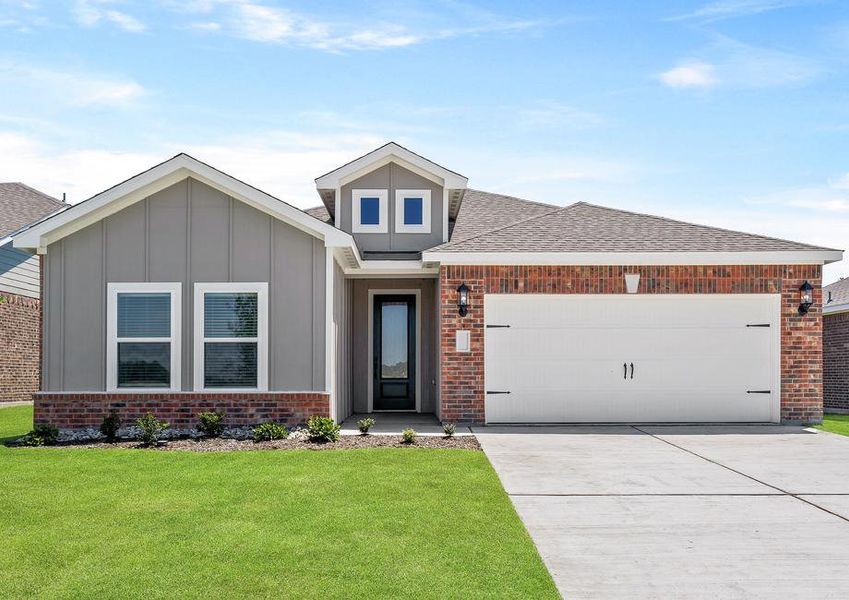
<box><xmin>0</xmin><ymin>182</ymin><xmax>65</xmax><ymax>239</ymax></box>
<box><xmin>825</xmin><ymin>278</ymin><xmax>849</xmax><ymax>308</ymax></box>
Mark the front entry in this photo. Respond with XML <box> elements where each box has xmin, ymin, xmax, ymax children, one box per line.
<box><xmin>373</xmin><ymin>295</ymin><xmax>416</xmax><ymax>411</ymax></box>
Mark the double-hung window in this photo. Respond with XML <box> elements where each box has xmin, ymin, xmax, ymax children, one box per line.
<box><xmin>352</xmin><ymin>189</ymin><xmax>388</xmax><ymax>233</ymax></box>
<box><xmin>394</xmin><ymin>189</ymin><xmax>431</xmax><ymax>233</ymax></box>
<box><xmin>107</xmin><ymin>282</ymin><xmax>181</xmax><ymax>391</ymax></box>
<box><xmin>194</xmin><ymin>282</ymin><xmax>268</xmax><ymax>391</ymax></box>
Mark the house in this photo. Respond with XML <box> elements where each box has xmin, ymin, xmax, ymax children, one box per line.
<box><xmin>0</xmin><ymin>183</ymin><xmax>65</xmax><ymax>402</ymax></box>
<box><xmin>11</xmin><ymin>143</ymin><xmax>843</xmax><ymax>428</ymax></box>
<box><xmin>824</xmin><ymin>278</ymin><xmax>849</xmax><ymax>412</ymax></box>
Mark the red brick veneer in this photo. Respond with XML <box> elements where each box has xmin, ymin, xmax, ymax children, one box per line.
<box><xmin>439</xmin><ymin>265</ymin><xmax>823</xmax><ymax>424</ymax></box>
<box><xmin>0</xmin><ymin>291</ymin><xmax>41</xmax><ymax>403</ymax></box>
<box><xmin>34</xmin><ymin>392</ymin><xmax>330</xmax><ymax>429</ymax></box>
<box><xmin>824</xmin><ymin>311</ymin><xmax>849</xmax><ymax>411</ymax></box>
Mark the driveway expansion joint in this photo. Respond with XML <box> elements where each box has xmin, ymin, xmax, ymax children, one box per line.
<box><xmin>631</xmin><ymin>425</ymin><xmax>849</xmax><ymax>525</ymax></box>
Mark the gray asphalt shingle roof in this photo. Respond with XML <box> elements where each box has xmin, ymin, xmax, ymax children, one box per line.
<box><xmin>825</xmin><ymin>278</ymin><xmax>849</xmax><ymax>308</ymax></box>
<box><xmin>434</xmin><ymin>199</ymin><xmax>837</xmax><ymax>253</ymax></box>
<box><xmin>304</xmin><ymin>205</ymin><xmax>332</xmax><ymax>223</ymax></box>
<box><xmin>0</xmin><ymin>183</ymin><xmax>65</xmax><ymax>239</ymax></box>
<box><xmin>448</xmin><ymin>189</ymin><xmax>557</xmax><ymax>243</ymax></box>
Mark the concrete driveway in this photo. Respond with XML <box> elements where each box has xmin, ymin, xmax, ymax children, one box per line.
<box><xmin>474</xmin><ymin>425</ymin><xmax>849</xmax><ymax>599</ymax></box>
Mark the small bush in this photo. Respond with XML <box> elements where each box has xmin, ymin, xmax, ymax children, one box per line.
<box><xmin>252</xmin><ymin>422</ymin><xmax>289</xmax><ymax>442</ymax></box>
<box><xmin>357</xmin><ymin>417</ymin><xmax>375</xmax><ymax>435</ymax></box>
<box><xmin>401</xmin><ymin>428</ymin><xmax>417</xmax><ymax>444</ymax></box>
<box><xmin>197</xmin><ymin>411</ymin><xmax>225</xmax><ymax>437</ymax></box>
<box><xmin>136</xmin><ymin>413</ymin><xmax>169</xmax><ymax>446</ymax></box>
<box><xmin>307</xmin><ymin>415</ymin><xmax>340</xmax><ymax>443</ymax></box>
<box><xmin>20</xmin><ymin>424</ymin><xmax>59</xmax><ymax>447</ymax></box>
<box><xmin>100</xmin><ymin>410</ymin><xmax>121</xmax><ymax>442</ymax></box>
<box><xmin>443</xmin><ymin>423</ymin><xmax>456</xmax><ymax>437</ymax></box>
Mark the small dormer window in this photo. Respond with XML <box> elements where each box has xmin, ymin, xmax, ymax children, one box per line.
<box><xmin>395</xmin><ymin>189</ymin><xmax>431</xmax><ymax>233</ymax></box>
<box><xmin>352</xmin><ymin>189</ymin><xmax>388</xmax><ymax>233</ymax></box>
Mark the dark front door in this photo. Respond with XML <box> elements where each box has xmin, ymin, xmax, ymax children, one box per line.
<box><xmin>373</xmin><ymin>295</ymin><xmax>416</xmax><ymax>411</ymax></box>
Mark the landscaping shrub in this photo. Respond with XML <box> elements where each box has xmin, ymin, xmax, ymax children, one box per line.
<box><xmin>357</xmin><ymin>417</ymin><xmax>375</xmax><ymax>435</ymax></box>
<box><xmin>197</xmin><ymin>411</ymin><xmax>225</xmax><ymax>437</ymax></box>
<box><xmin>307</xmin><ymin>415</ymin><xmax>340</xmax><ymax>443</ymax></box>
<box><xmin>252</xmin><ymin>422</ymin><xmax>289</xmax><ymax>442</ymax></box>
<box><xmin>443</xmin><ymin>423</ymin><xmax>456</xmax><ymax>437</ymax></box>
<box><xmin>136</xmin><ymin>413</ymin><xmax>169</xmax><ymax>446</ymax></box>
<box><xmin>401</xmin><ymin>428</ymin><xmax>417</xmax><ymax>444</ymax></box>
<box><xmin>100</xmin><ymin>411</ymin><xmax>121</xmax><ymax>442</ymax></box>
<box><xmin>20</xmin><ymin>424</ymin><xmax>59</xmax><ymax>447</ymax></box>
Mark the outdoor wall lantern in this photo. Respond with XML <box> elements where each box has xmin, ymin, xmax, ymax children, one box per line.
<box><xmin>457</xmin><ymin>283</ymin><xmax>470</xmax><ymax>317</ymax></box>
<box><xmin>799</xmin><ymin>280</ymin><xmax>814</xmax><ymax>315</ymax></box>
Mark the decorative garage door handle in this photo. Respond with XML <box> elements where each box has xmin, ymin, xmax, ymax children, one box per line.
<box><xmin>486</xmin><ymin>390</ymin><xmax>511</xmax><ymax>395</ymax></box>
<box><xmin>624</xmin><ymin>363</ymin><xmax>627</xmax><ymax>379</ymax></box>
<box><xmin>746</xmin><ymin>390</ymin><xmax>771</xmax><ymax>394</ymax></box>
<box><xmin>746</xmin><ymin>323</ymin><xmax>771</xmax><ymax>328</ymax></box>
<box><xmin>630</xmin><ymin>362</ymin><xmax>634</xmax><ymax>379</ymax></box>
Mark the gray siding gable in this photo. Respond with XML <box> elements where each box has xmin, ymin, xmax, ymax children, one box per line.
<box><xmin>43</xmin><ymin>177</ymin><xmax>326</xmax><ymax>392</ymax></box>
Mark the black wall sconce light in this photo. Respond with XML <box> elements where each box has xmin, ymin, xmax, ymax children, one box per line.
<box><xmin>457</xmin><ymin>283</ymin><xmax>470</xmax><ymax>317</ymax></box>
<box><xmin>799</xmin><ymin>280</ymin><xmax>814</xmax><ymax>315</ymax></box>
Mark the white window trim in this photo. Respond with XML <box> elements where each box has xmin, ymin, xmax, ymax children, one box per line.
<box><xmin>106</xmin><ymin>282</ymin><xmax>182</xmax><ymax>393</ymax></box>
<box><xmin>193</xmin><ymin>282</ymin><xmax>269</xmax><ymax>392</ymax></box>
<box><xmin>395</xmin><ymin>189</ymin><xmax>431</xmax><ymax>234</ymax></box>
<box><xmin>351</xmin><ymin>189</ymin><xmax>388</xmax><ymax>234</ymax></box>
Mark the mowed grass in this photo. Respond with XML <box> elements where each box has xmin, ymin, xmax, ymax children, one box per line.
<box><xmin>816</xmin><ymin>413</ymin><xmax>849</xmax><ymax>437</ymax></box>
<box><xmin>0</xmin><ymin>405</ymin><xmax>557</xmax><ymax>599</ymax></box>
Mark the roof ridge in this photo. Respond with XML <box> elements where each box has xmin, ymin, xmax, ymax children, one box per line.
<box><xmin>572</xmin><ymin>201</ymin><xmax>842</xmax><ymax>252</ymax></box>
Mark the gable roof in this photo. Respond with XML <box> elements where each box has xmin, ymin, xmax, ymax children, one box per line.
<box><xmin>825</xmin><ymin>278</ymin><xmax>849</xmax><ymax>312</ymax></box>
<box><xmin>13</xmin><ymin>153</ymin><xmax>356</xmax><ymax>255</ymax></box>
<box><xmin>426</xmin><ymin>199</ymin><xmax>842</xmax><ymax>265</ymax></box>
<box><xmin>0</xmin><ymin>182</ymin><xmax>65</xmax><ymax>239</ymax></box>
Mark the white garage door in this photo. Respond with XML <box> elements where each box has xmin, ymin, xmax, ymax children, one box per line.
<box><xmin>484</xmin><ymin>294</ymin><xmax>780</xmax><ymax>424</ymax></box>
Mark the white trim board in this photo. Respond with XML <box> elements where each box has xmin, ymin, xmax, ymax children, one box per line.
<box><xmin>351</xmin><ymin>189</ymin><xmax>389</xmax><ymax>234</ymax></box>
<box><xmin>367</xmin><ymin>289</ymin><xmax>422</xmax><ymax>414</ymax></box>
<box><xmin>106</xmin><ymin>282</ymin><xmax>182</xmax><ymax>392</ymax></box>
<box><xmin>14</xmin><ymin>154</ymin><xmax>355</xmax><ymax>253</ymax></box>
<box><xmin>193</xmin><ymin>281</ymin><xmax>268</xmax><ymax>392</ymax></box>
<box><xmin>422</xmin><ymin>250</ymin><xmax>843</xmax><ymax>266</ymax></box>
<box><xmin>394</xmin><ymin>189</ymin><xmax>432</xmax><ymax>234</ymax></box>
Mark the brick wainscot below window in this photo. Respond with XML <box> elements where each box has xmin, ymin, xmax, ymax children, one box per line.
<box><xmin>34</xmin><ymin>392</ymin><xmax>330</xmax><ymax>429</ymax></box>
<box><xmin>439</xmin><ymin>264</ymin><xmax>823</xmax><ymax>425</ymax></box>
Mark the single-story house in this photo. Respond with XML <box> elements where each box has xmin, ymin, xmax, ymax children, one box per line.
<box><xmin>824</xmin><ymin>278</ymin><xmax>849</xmax><ymax>412</ymax></box>
<box><xmin>0</xmin><ymin>183</ymin><xmax>65</xmax><ymax>403</ymax></box>
<box><xmin>12</xmin><ymin>143</ymin><xmax>843</xmax><ymax>427</ymax></box>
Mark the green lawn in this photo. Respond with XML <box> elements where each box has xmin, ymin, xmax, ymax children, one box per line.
<box><xmin>816</xmin><ymin>413</ymin><xmax>849</xmax><ymax>437</ymax></box>
<box><xmin>0</xmin><ymin>405</ymin><xmax>557</xmax><ymax>599</ymax></box>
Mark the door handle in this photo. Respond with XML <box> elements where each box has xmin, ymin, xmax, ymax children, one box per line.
<box><xmin>623</xmin><ymin>363</ymin><xmax>627</xmax><ymax>379</ymax></box>
<box><xmin>630</xmin><ymin>362</ymin><xmax>634</xmax><ymax>379</ymax></box>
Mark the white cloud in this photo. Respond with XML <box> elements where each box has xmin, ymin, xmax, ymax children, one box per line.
<box><xmin>0</xmin><ymin>59</ymin><xmax>146</xmax><ymax>107</ymax></box>
<box><xmin>73</xmin><ymin>0</ymin><xmax>145</xmax><ymax>32</ymax></box>
<box><xmin>745</xmin><ymin>175</ymin><xmax>849</xmax><ymax>212</ymax></box>
<box><xmin>666</xmin><ymin>0</ymin><xmax>814</xmax><ymax>22</ymax></box>
<box><xmin>516</xmin><ymin>100</ymin><xmax>607</xmax><ymax>130</ymax></box>
<box><xmin>659</xmin><ymin>62</ymin><xmax>719</xmax><ymax>88</ymax></box>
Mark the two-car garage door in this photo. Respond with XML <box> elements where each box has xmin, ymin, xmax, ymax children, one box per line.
<box><xmin>484</xmin><ymin>294</ymin><xmax>780</xmax><ymax>423</ymax></box>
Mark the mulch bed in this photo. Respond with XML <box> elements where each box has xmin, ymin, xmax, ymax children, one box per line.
<box><xmin>13</xmin><ymin>435</ymin><xmax>481</xmax><ymax>452</ymax></box>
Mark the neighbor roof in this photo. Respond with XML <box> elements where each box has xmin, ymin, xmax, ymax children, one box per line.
<box><xmin>0</xmin><ymin>183</ymin><xmax>65</xmax><ymax>239</ymax></box>
<box><xmin>434</xmin><ymin>200</ymin><xmax>839</xmax><ymax>254</ymax></box>
<box><xmin>825</xmin><ymin>278</ymin><xmax>849</xmax><ymax>310</ymax></box>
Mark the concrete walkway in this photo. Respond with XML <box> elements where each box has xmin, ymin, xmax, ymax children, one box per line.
<box><xmin>475</xmin><ymin>425</ymin><xmax>849</xmax><ymax>599</ymax></box>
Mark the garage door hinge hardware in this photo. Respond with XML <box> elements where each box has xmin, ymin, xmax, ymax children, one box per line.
<box><xmin>486</xmin><ymin>324</ymin><xmax>511</xmax><ymax>328</ymax></box>
<box><xmin>486</xmin><ymin>390</ymin><xmax>511</xmax><ymax>395</ymax></box>
<box><xmin>746</xmin><ymin>390</ymin><xmax>771</xmax><ymax>394</ymax></box>
<box><xmin>746</xmin><ymin>323</ymin><xmax>771</xmax><ymax>328</ymax></box>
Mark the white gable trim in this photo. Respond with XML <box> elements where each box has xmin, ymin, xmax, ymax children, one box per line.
<box><xmin>422</xmin><ymin>250</ymin><xmax>844</xmax><ymax>266</ymax></box>
<box><xmin>13</xmin><ymin>154</ymin><xmax>355</xmax><ymax>253</ymax></box>
<box><xmin>315</xmin><ymin>142</ymin><xmax>468</xmax><ymax>190</ymax></box>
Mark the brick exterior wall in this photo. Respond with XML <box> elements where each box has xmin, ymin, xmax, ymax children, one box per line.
<box><xmin>0</xmin><ymin>291</ymin><xmax>40</xmax><ymax>403</ymax></box>
<box><xmin>34</xmin><ymin>392</ymin><xmax>330</xmax><ymax>429</ymax></box>
<box><xmin>824</xmin><ymin>310</ymin><xmax>849</xmax><ymax>411</ymax></box>
<box><xmin>439</xmin><ymin>264</ymin><xmax>823</xmax><ymax>425</ymax></box>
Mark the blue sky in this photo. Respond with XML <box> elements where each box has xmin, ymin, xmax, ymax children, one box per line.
<box><xmin>1</xmin><ymin>0</ymin><xmax>848</xmax><ymax>281</ymax></box>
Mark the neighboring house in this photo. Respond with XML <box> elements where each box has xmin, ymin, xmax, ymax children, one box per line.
<box><xmin>11</xmin><ymin>143</ymin><xmax>843</xmax><ymax>428</ymax></box>
<box><xmin>824</xmin><ymin>278</ymin><xmax>849</xmax><ymax>412</ymax></box>
<box><xmin>0</xmin><ymin>183</ymin><xmax>65</xmax><ymax>402</ymax></box>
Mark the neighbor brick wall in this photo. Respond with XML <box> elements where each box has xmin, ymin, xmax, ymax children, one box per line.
<box><xmin>0</xmin><ymin>291</ymin><xmax>40</xmax><ymax>403</ymax></box>
<box><xmin>439</xmin><ymin>264</ymin><xmax>823</xmax><ymax>425</ymax></box>
<box><xmin>824</xmin><ymin>311</ymin><xmax>849</xmax><ymax>411</ymax></box>
<box><xmin>34</xmin><ymin>392</ymin><xmax>330</xmax><ymax>429</ymax></box>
